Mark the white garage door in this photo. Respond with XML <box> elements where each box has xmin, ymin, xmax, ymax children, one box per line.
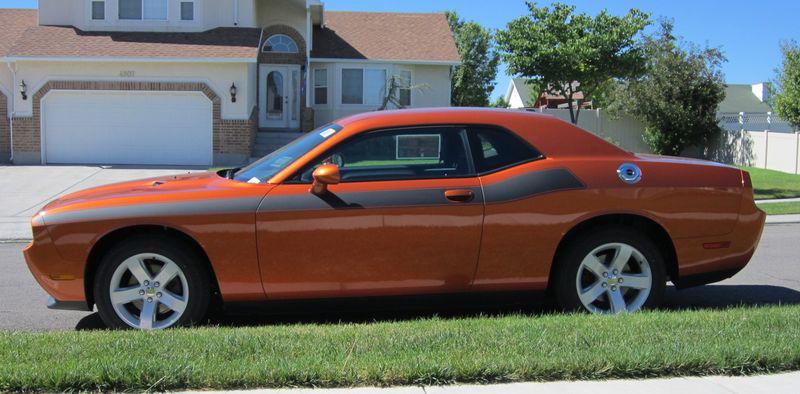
<box><xmin>43</xmin><ymin>90</ymin><xmax>213</xmax><ymax>166</ymax></box>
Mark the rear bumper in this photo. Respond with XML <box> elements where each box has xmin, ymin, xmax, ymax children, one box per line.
<box><xmin>673</xmin><ymin>205</ymin><xmax>766</xmax><ymax>288</ymax></box>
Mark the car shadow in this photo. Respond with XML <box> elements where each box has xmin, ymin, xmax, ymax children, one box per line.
<box><xmin>74</xmin><ymin>284</ymin><xmax>800</xmax><ymax>331</ymax></box>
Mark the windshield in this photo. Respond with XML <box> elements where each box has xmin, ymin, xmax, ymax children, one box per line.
<box><xmin>234</xmin><ymin>124</ymin><xmax>344</xmax><ymax>183</ymax></box>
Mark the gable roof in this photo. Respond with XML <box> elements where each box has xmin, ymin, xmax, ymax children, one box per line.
<box><xmin>718</xmin><ymin>84</ymin><xmax>772</xmax><ymax>113</ymax></box>
<box><xmin>312</xmin><ymin>11</ymin><xmax>460</xmax><ymax>64</ymax></box>
<box><xmin>0</xmin><ymin>8</ymin><xmax>37</xmax><ymax>56</ymax></box>
<box><xmin>7</xmin><ymin>25</ymin><xmax>262</xmax><ymax>61</ymax></box>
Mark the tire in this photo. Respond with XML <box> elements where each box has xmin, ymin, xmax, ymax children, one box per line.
<box><xmin>553</xmin><ymin>227</ymin><xmax>666</xmax><ymax>314</ymax></box>
<box><xmin>94</xmin><ymin>235</ymin><xmax>211</xmax><ymax>330</ymax></box>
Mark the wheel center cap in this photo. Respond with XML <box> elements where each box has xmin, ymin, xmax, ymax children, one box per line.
<box><xmin>145</xmin><ymin>287</ymin><xmax>156</xmax><ymax>296</ymax></box>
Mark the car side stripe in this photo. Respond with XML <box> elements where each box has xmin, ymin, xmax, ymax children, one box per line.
<box><xmin>43</xmin><ymin>197</ymin><xmax>264</xmax><ymax>225</ymax></box>
<box><xmin>482</xmin><ymin>168</ymin><xmax>585</xmax><ymax>204</ymax></box>
<box><xmin>259</xmin><ymin>187</ymin><xmax>485</xmax><ymax>212</ymax></box>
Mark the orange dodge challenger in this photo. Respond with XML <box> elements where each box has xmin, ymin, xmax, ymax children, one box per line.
<box><xmin>25</xmin><ymin>108</ymin><xmax>765</xmax><ymax>330</ymax></box>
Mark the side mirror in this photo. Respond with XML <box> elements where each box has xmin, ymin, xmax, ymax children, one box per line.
<box><xmin>310</xmin><ymin>164</ymin><xmax>341</xmax><ymax>195</ymax></box>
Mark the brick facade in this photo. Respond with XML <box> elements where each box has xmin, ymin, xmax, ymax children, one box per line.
<box><xmin>11</xmin><ymin>80</ymin><xmax>256</xmax><ymax>165</ymax></box>
<box><xmin>0</xmin><ymin>91</ymin><xmax>8</xmax><ymax>163</ymax></box>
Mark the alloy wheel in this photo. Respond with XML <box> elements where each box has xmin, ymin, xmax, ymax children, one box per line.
<box><xmin>109</xmin><ymin>253</ymin><xmax>189</xmax><ymax>330</ymax></box>
<box><xmin>574</xmin><ymin>242</ymin><xmax>653</xmax><ymax>314</ymax></box>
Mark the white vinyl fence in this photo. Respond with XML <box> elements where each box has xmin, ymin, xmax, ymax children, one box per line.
<box><xmin>717</xmin><ymin>112</ymin><xmax>800</xmax><ymax>174</ymax></box>
<box><xmin>527</xmin><ymin>108</ymin><xmax>653</xmax><ymax>154</ymax></box>
<box><xmin>528</xmin><ymin>108</ymin><xmax>800</xmax><ymax>174</ymax></box>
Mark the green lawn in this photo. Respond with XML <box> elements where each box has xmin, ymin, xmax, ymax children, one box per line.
<box><xmin>758</xmin><ymin>201</ymin><xmax>800</xmax><ymax>215</ymax></box>
<box><xmin>2</xmin><ymin>306</ymin><xmax>800</xmax><ymax>392</ymax></box>
<box><xmin>742</xmin><ymin>166</ymin><xmax>800</xmax><ymax>200</ymax></box>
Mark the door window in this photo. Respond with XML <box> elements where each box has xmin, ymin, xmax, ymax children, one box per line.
<box><xmin>467</xmin><ymin>127</ymin><xmax>543</xmax><ymax>174</ymax></box>
<box><xmin>266</xmin><ymin>71</ymin><xmax>284</xmax><ymax>120</ymax></box>
<box><xmin>296</xmin><ymin>127</ymin><xmax>474</xmax><ymax>183</ymax></box>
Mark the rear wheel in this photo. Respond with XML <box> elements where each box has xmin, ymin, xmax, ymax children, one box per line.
<box><xmin>94</xmin><ymin>236</ymin><xmax>210</xmax><ymax>330</ymax></box>
<box><xmin>554</xmin><ymin>228</ymin><xmax>666</xmax><ymax>314</ymax></box>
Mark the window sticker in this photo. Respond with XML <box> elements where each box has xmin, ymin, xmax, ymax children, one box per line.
<box><xmin>320</xmin><ymin>128</ymin><xmax>337</xmax><ymax>138</ymax></box>
<box><xmin>269</xmin><ymin>156</ymin><xmax>293</xmax><ymax>168</ymax></box>
<box><xmin>247</xmin><ymin>177</ymin><xmax>262</xmax><ymax>184</ymax></box>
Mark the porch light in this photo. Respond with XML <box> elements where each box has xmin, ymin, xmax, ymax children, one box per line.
<box><xmin>19</xmin><ymin>80</ymin><xmax>27</xmax><ymax>101</ymax></box>
<box><xmin>230</xmin><ymin>83</ymin><xmax>237</xmax><ymax>103</ymax></box>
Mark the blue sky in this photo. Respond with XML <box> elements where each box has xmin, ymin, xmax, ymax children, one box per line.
<box><xmin>4</xmin><ymin>0</ymin><xmax>798</xmax><ymax>101</ymax></box>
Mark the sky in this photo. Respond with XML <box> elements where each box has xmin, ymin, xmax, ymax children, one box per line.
<box><xmin>3</xmin><ymin>0</ymin><xmax>798</xmax><ymax>101</ymax></box>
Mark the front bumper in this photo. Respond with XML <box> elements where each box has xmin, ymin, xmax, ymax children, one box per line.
<box><xmin>23</xmin><ymin>223</ymin><xmax>87</xmax><ymax>306</ymax></box>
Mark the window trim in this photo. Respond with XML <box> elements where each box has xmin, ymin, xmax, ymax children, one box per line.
<box><xmin>466</xmin><ymin>126</ymin><xmax>545</xmax><ymax>176</ymax></box>
<box><xmin>339</xmin><ymin>65</ymin><xmax>390</xmax><ymax>107</ymax></box>
<box><xmin>287</xmin><ymin>125</ymin><xmax>484</xmax><ymax>184</ymax></box>
<box><xmin>313</xmin><ymin>68</ymin><xmax>329</xmax><ymax>106</ymax></box>
<box><xmin>89</xmin><ymin>0</ymin><xmax>106</xmax><ymax>21</ymax></box>
<box><xmin>118</xmin><ymin>0</ymin><xmax>169</xmax><ymax>21</ymax></box>
<box><xmin>262</xmin><ymin>34</ymin><xmax>300</xmax><ymax>54</ymax></box>
<box><xmin>179</xmin><ymin>0</ymin><xmax>195</xmax><ymax>21</ymax></box>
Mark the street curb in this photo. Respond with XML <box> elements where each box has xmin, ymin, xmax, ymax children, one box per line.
<box><xmin>0</xmin><ymin>239</ymin><xmax>31</xmax><ymax>244</ymax></box>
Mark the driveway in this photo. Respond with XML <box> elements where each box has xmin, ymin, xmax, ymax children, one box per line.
<box><xmin>0</xmin><ymin>165</ymin><xmax>203</xmax><ymax>240</ymax></box>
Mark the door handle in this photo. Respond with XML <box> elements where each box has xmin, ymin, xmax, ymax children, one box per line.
<box><xmin>444</xmin><ymin>189</ymin><xmax>475</xmax><ymax>203</ymax></box>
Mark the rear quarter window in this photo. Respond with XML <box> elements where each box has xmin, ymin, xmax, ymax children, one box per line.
<box><xmin>468</xmin><ymin>127</ymin><xmax>543</xmax><ymax>174</ymax></box>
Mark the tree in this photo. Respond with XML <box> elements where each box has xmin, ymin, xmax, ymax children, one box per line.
<box><xmin>773</xmin><ymin>41</ymin><xmax>800</xmax><ymax>129</ymax></box>
<box><xmin>446</xmin><ymin>11</ymin><xmax>501</xmax><ymax>107</ymax></box>
<box><xmin>492</xmin><ymin>96</ymin><xmax>510</xmax><ymax>108</ymax></box>
<box><xmin>496</xmin><ymin>2</ymin><xmax>650</xmax><ymax>124</ymax></box>
<box><xmin>613</xmin><ymin>20</ymin><xmax>726</xmax><ymax>156</ymax></box>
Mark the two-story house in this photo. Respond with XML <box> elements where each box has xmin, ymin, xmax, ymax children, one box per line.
<box><xmin>0</xmin><ymin>0</ymin><xmax>459</xmax><ymax>166</ymax></box>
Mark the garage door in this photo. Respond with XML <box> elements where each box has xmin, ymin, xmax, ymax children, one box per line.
<box><xmin>43</xmin><ymin>90</ymin><xmax>213</xmax><ymax>166</ymax></box>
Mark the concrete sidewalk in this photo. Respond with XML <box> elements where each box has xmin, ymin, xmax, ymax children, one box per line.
<box><xmin>179</xmin><ymin>372</ymin><xmax>800</xmax><ymax>394</ymax></box>
<box><xmin>0</xmin><ymin>165</ymin><xmax>199</xmax><ymax>240</ymax></box>
<box><xmin>757</xmin><ymin>197</ymin><xmax>800</xmax><ymax>204</ymax></box>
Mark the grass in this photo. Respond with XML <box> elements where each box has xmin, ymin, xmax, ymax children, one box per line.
<box><xmin>742</xmin><ymin>166</ymin><xmax>800</xmax><ymax>200</ymax></box>
<box><xmin>758</xmin><ymin>201</ymin><xmax>800</xmax><ymax>215</ymax></box>
<box><xmin>2</xmin><ymin>306</ymin><xmax>800</xmax><ymax>391</ymax></box>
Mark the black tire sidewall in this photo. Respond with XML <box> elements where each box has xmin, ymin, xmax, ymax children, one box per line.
<box><xmin>554</xmin><ymin>227</ymin><xmax>666</xmax><ymax>313</ymax></box>
<box><xmin>94</xmin><ymin>235</ymin><xmax>210</xmax><ymax>329</ymax></box>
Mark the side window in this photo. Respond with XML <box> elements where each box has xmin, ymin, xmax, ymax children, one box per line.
<box><xmin>297</xmin><ymin>127</ymin><xmax>473</xmax><ymax>183</ymax></box>
<box><xmin>468</xmin><ymin>127</ymin><xmax>542</xmax><ymax>174</ymax></box>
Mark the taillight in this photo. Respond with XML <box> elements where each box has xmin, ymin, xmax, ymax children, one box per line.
<box><xmin>741</xmin><ymin>170</ymin><xmax>752</xmax><ymax>188</ymax></box>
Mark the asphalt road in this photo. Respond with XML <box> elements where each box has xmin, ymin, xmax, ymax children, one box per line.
<box><xmin>2</xmin><ymin>223</ymin><xmax>799</xmax><ymax>332</ymax></box>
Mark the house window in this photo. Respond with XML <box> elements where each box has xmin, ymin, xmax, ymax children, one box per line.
<box><xmin>398</xmin><ymin>70</ymin><xmax>412</xmax><ymax>107</ymax></box>
<box><xmin>91</xmin><ymin>1</ymin><xmax>105</xmax><ymax>20</ymax></box>
<box><xmin>180</xmin><ymin>1</ymin><xmax>194</xmax><ymax>21</ymax></box>
<box><xmin>262</xmin><ymin>35</ymin><xmax>299</xmax><ymax>53</ymax></box>
<box><xmin>341</xmin><ymin>68</ymin><xmax>387</xmax><ymax>105</ymax></box>
<box><xmin>119</xmin><ymin>0</ymin><xmax>167</xmax><ymax>20</ymax></box>
<box><xmin>314</xmin><ymin>69</ymin><xmax>328</xmax><ymax>105</ymax></box>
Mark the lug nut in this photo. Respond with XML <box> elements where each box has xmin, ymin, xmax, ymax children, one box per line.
<box><xmin>611</xmin><ymin>286</ymin><xmax>617</xmax><ymax>291</ymax></box>
<box><xmin>154</xmin><ymin>282</ymin><xmax>160</xmax><ymax>288</ymax></box>
<box><xmin>138</xmin><ymin>289</ymin><xmax>145</xmax><ymax>296</ymax></box>
<box><xmin>602</xmin><ymin>283</ymin><xmax>608</xmax><ymax>288</ymax></box>
<box><xmin>147</xmin><ymin>297</ymin><xmax>153</xmax><ymax>303</ymax></box>
<box><xmin>618</xmin><ymin>278</ymin><xmax>624</xmax><ymax>284</ymax></box>
<box><xmin>143</xmin><ymin>280</ymin><xmax>150</xmax><ymax>286</ymax></box>
<box><xmin>602</xmin><ymin>272</ymin><xmax>609</xmax><ymax>278</ymax></box>
<box><xmin>156</xmin><ymin>292</ymin><xmax>162</xmax><ymax>298</ymax></box>
<box><xmin>613</xmin><ymin>270</ymin><xmax>619</xmax><ymax>275</ymax></box>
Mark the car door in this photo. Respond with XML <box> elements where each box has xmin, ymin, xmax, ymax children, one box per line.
<box><xmin>256</xmin><ymin>126</ymin><xmax>485</xmax><ymax>299</ymax></box>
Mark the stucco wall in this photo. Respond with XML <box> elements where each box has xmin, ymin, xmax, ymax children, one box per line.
<box><xmin>10</xmin><ymin>60</ymin><xmax>254</xmax><ymax>120</ymax></box>
<box><xmin>256</xmin><ymin>0</ymin><xmax>308</xmax><ymax>45</ymax></box>
<box><xmin>311</xmin><ymin>62</ymin><xmax>453</xmax><ymax>127</ymax></box>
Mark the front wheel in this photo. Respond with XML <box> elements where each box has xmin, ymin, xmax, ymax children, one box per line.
<box><xmin>94</xmin><ymin>236</ymin><xmax>211</xmax><ymax>330</ymax></box>
<box><xmin>553</xmin><ymin>228</ymin><xmax>666</xmax><ymax>314</ymax></box>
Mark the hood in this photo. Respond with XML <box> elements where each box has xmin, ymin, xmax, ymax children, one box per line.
<box><xmin>42</xmin><ymin>171</ymin><xmax>271</xmax><ymax>214</ymax></box>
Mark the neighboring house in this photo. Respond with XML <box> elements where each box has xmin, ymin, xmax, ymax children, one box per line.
<box><xmin>503</xmin><ymin>78</ymin><xmax>586</xmax><ymax>109</ymax></box>
<box><xmin>0</xmin><ymin>1</ymin><xmax>459</xmax><ymax>166</ymax></box>
<box><xmin>718</xmin><ymin>83</ymin><xmax>795</xmax><ymax>133</ymax></box>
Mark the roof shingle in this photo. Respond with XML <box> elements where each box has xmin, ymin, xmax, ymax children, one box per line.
<box><xmin>0</xmin><ymin>9</ymin><xmax>37</xmax><ymax>56</ymax></box>
<box><xmin>312</xmin><ymin>11</ymin><xmax>460</xmax><ymax>63</ymax></box>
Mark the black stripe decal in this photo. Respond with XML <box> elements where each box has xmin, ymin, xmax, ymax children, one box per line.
<box><xmin>482</xmin><ymin>168</ymin><xmax>584</xmax><ymax>204</ymax></box>
<box><xmin>44</xmin><ymin>197</ymin><xmax>264</xmax><ymax>225</ymax></box>
<box><xmin>260</xmin><ymin>187</ymin><xmax>484</xmax><ymax>212</ymax></box>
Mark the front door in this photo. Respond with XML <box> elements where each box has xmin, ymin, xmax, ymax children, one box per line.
<box><xmin>259</xmin><ymin>64</ymin><xmax>300</xmax><ymax>129</ymax></box>
<box><xmin>256</xmin><ymin>126</ymin><xmax>485</xmax><ymax>299</ymax></box>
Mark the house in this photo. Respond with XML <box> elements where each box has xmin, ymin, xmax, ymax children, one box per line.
<box><xmin>0</xmin><ymin>1</ymin><xmax>460</xmax><ymax>166</ymax></box>
<box><xmin>718</xmin><ymin>83</ymin><xmax>794</xmax><ymax>133</ymax></box>
<box><xmin>503</xmin><ymin>78</ymin><xmax>587</xmax><ymax>109</ymax></box>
